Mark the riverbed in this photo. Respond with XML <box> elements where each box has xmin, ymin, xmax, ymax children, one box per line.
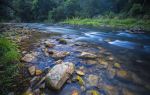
<box><xmin>2</xmin><ymin>23</ymin><xmax>150</xmax><ymax>95</ymax></box>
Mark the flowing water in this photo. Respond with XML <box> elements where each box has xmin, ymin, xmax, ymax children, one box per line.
<box><xmin>15</xmin><ymin>23</ymin><xmax>150</xmax><ymax>95</ymax></box>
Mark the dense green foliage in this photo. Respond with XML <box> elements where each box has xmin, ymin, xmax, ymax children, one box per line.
<box><xmin>0</xmin><ymin>37</ymin><xmax>20</xmax><ymax>94</ymax></box>
<box><xmin>63</xmin><ymin>17</ymin><xmax>150</xmax><ymax>30</ymax></box>
<box><xmin>0</xmin><ymin>0</ymin><xmax>150</xmax><ymax>22</ymax></box>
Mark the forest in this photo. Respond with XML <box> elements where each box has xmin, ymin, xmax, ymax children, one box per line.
<box><xmin>0</xmin><ymin>0</ymin><xmax>150</xmax><ymax>22</ymax></box>
<box><xmin>0</xmin><ymin>0</ymin><xmax>150</xmax><ymax>95</ymax></box>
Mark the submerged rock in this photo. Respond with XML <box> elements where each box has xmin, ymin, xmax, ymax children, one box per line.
<box><xmin>86</xmin><ymin>74</ymin><xmax>99</xmax><ymax>87</ymax></box>
<box><xmin>57</xmin><ymin>38</ymin><xmax>67</xmax><ymax>44</ymax></box>
<box><xmin>79</xmin><ymin>52</ymin><xmax>97</xmax><ymax>59</ymax></box>
<box><xmin>45</xmin><ymin>62</ymin><xmax>75</xmax><ymax>90</ymax></box>
<box><xmin>44</xmin><ymin>40</ymin><xmax>55</xmax><ymax>48</ymax></box>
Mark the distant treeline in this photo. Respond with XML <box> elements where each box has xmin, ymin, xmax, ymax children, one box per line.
<box><xmin>0</xmin><ymin>0</ymin><xmax>150</xmax><ymax>22</ymax></box>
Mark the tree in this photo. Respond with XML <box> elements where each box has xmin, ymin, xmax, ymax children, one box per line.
<box><xmin>32</xmin><ymin>0</ymin><xmax>56</xmax><ymax>21</ymax></box>
<box><xmin>13</xmin><ymin>0</ymin><xmax>33</xmax><ymax>22</ymax></box>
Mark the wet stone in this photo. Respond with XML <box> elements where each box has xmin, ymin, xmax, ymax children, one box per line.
<box><xmin>21</xmin><ymin>51</ymin><xmax>39</xmax><ymax>62</ymax></box>
<box><xmin>49</xmin><ymin>50</ymin><xmax>70</xmax><ymax>59</ymax></box>
<box><xmin>45</xmin><ymin>62</ymin><xmax>75</xmax><ymax>90</ymax></box>
<box><xmin>21</xmin><ymin>54</ymin><xmax>35</xmax><ymax>63</ymax></box>
<box><xmin>79</xmin><ymin>52</ymin><xmax>97</xmax><ymax>59</ymax></box>
<box><xmin>76</xmin><ymin>70</ymin><xmax>85</xmax><ymax>76</ymax></box>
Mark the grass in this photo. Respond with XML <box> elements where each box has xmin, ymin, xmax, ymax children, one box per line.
<box><xmin>0</xmin><ymin>37</ymin><xmax>20</xmax><ymax>94</ymax></box>
<box><xmin>62</xmin><ymin>17</ymin><xmax>150</xmax><ymax>31</ymax></box>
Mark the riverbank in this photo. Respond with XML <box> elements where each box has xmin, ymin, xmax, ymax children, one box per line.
<box><xmin>62</xmin><ymin>18</ymin><xmax>150</xmax><ymax>32</ymax></box>
<box><xmin>0</xmin><ymin>37</ymin><xmax>20</xmax><ymax>94</ymax></box>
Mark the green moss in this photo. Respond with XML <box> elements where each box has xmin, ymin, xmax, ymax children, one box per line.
<box><xmin>62</xmin><ymin>17</ymin><xmax>150</xmax><ymax>31</ymax></box>
<box><xmin>0</xmin><ymin>37</ymin><xmax>20</xmax><ymax>95</ymax></box>
<box><xmin>76</xmin><ymin>75</ymin><xmax>85</xmax><ymax>86</ymax></box>
<box><xmin>58</xmin><ymin>38</ymin><xmax>67</xmax><ymax>44</ymax></box>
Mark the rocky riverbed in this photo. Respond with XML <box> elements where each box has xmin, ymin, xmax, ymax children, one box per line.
<box><xmin>1</xmin><ymin>23</ymin><xmax>150</xmax><ymax>95</ymax></box>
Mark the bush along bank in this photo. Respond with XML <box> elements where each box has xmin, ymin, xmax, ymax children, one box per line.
<box><xmin>62</xmin><ymin>17</ymin><xmax>150</xmax><ymax>32</ymax></box>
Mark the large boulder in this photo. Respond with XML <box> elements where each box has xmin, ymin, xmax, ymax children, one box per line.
<box><xmin>45</xmin><ymin>62</ymin><xmax>75</xmax><ymax>90</ymax></box>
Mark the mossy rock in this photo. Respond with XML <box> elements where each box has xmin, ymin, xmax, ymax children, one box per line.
<box><xmin>58</xmin><ymin>38</ymin><xmax>67</xmax><ymax>44</ymax></box>
<box><xmin>114</xmin><ymin>63</ymin><xmax>121</xmax><ymax>68</ymax></box>
<box><xmin>76</xmin><ymin>75</ymin><xmax>85</xmax><ymax>86</ymax></box>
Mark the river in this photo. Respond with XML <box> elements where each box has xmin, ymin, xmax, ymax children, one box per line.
<box><xmin>12</xmin><ymin>23</ymin><xmax>150</xmax><ymax>95</ymax></box>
